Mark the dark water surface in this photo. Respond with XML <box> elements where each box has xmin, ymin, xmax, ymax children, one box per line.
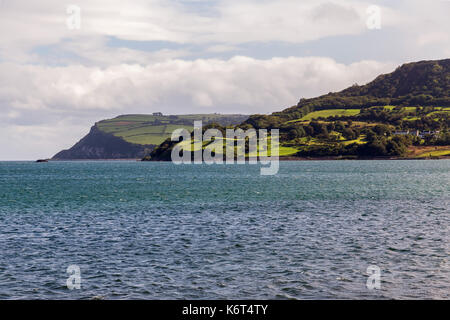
<box><xmin>0</xmin><ymin>160</ymin><xmax>448</xmax><ymax>299</ymax></box>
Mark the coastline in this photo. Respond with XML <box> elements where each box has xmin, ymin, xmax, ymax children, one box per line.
<box><xmin>277</xmin><ymin>155</ymin><xmax>450</xmax><ymax>161</ymax></box>
<box><xmin>42</xmin><ymin>156</ymin><xmax>450</xmax><ymax>162</ymax></box>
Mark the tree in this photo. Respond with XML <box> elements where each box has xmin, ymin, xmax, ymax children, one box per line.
<box><xmin>342</xmin><ymin>128</ymin><xmax>357</xmax><ymax>140</ymax></box>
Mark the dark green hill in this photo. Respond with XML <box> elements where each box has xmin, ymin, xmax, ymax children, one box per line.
<box><xmin>266</xmin><ymin>59</ymin><xmax>450</xmax><ymax>123</ymax></box>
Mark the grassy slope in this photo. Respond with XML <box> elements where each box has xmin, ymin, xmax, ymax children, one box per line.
<box><xmin>279</xmin><ymin>106</ymin><xmax>448</xmax><ymax>157</ymax></box>
<box><xmin>286</xmin><ymin>106</ymin><xmax>449</xmax><ymax>123</ymax></box>
<box><xmin>408</xmin><ymin>146</ymin><xmax>450</xmax><ymax>158</ymax></box>
<box><xmin>292</xmin><ymin>109</ymin><xmax>361</xmax><ymax>122</ymax></box>
<box><xmin>285</xmin><ymin>107</ymin><xmax>449</xmax><ymax>123</ymax></box>
<box><xmin>97</xmin><ymin>114</ymin><xmax>248</xmax><ymax>145</ymax></box>
<box><xmin>153</xmin><ymin>106</ymin><xmax>449</xmax><ymax>159</ymax></box>
<box><xmin>167</xmin><ymin>59</ymin><xmax>449</xmax><ymax>159</ymax></box>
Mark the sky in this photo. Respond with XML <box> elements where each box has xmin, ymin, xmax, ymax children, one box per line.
<box><xmin>0</xmin><ymin>0</ymin><xmax>449</xmax><ymax>160</ymax></box>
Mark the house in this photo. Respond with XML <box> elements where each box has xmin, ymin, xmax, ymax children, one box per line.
<box><xmin>153</xmin><ymin>112</ymin><xmax>163</xmax><ymax>116</ymax></box>
<box><xmin>393</xmin><ymin>130</ymin><xmax>440</xmax><ymax>138</ymax></box>
<box><xmin>393</xmin><ymin>130</ymin><xmax>413</xmax><ymax>136</ymax></box>
<box><xmin>419</xmin><ymin>130</ymin><xmax>440</xmax><ymax>138</ymax></box>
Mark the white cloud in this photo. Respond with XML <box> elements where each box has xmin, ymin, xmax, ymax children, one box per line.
<box><xmin>206</xmin><ymin>45</ymin><xmax>241</xmax><ymax>53</ymax></box>
<box><xmin>417</xmin><ymin>32</ymin><xmax>449</xmax><ymax>47</ymax></box>
<box><xmin>0</xmin><ymin>122</ymin><xmax>90</xmax><ymax>161</ymax></box>
<box><xmin>54</xmin><ymin>36</ymin><xmax>191</xmax><ymax>67</ymax></box>
<box><xmin>0</xmin><ymin>57</ymin><xmax>394</xmax><ymax>115</ymax></box>
<box><xmin>0</xmin><ymin>0</ymin><xmax>399</xmax><ymax>64</ymax></box>
<box><xmin>0</xmin><ymin>0</ymin><xmax>447</xmax><ymax>67</ymax></box>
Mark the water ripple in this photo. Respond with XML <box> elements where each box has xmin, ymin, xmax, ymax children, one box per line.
<box><xmin>0</xmin><ymin>160</ymin><xmax>449</xmax><ymax>299</ymax></box>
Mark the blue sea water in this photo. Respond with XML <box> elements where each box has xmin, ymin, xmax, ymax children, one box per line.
<box><xmin>0</xmin><ymin>160</ymin><xmax>448</xmax><ymax>300</ymax></box>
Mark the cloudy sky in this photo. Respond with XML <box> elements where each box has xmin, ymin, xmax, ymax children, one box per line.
<box><xmin>0</xmin><ymin>0</ymin><xmax>449</xmax><ymax>160</ymax></box>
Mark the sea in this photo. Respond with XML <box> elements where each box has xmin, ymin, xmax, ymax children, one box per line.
<box><xmin>0</xmin><ymin>160</ymin><xmax>448</xmax><ymax>299</ymax></box>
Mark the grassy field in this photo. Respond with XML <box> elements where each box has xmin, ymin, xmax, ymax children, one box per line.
<box><xmin>402</xmin><ymin>116</ymin><xmax>421</xmax><ymax>121</ymax></box>
<box><xmin>97</xmin><ymin>114</ymin><xmax>248</xmax><ymax>145</ymax></box>
<box><xmin>407</xmin><ymin>146</ymin><xmax>450</xmax><ymax>158</ymax></box>
<box><xmin>284</xmin><ymin>106</ymin><xmax>448</xmax><ymax>124</ymax></box>
<box><xmin>102</xmin><ymin>108</ymin><xmax>446</xmax><ymax>154</ymax></box>
<box><xmin>415</xmin><ymin>149</ymin><xmax>450</xmax><ymax>158</ymax></box>
<box><xmin>341</xmin><ymin>136</ymin><xmax>366</xmax><ymax>146</ymax></box>
<box><xmin>428</xmin><ymin>110</ymin><xmax>450</xmax><ymax>116</ymax></box>
<box><xmin>176</xmin><ymin>135</ymin><xmax>300</xmax><ymax>157</ymax></box>
<box><xmin>288</xmin><ymin>109</ymin><xmax>361</xmax><ymax>123</ymax></box>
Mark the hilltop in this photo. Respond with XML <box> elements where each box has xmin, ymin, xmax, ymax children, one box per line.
<box><xmin>52</xmin><ymin>114</ymin><xmax>248</xmax><ymax>159</ymax></box>
<box><xmin>248</xmin><ymin>59</ymin><xmax>450</xmax><ymax>125</ymax></box>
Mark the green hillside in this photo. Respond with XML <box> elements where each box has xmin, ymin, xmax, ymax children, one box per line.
<box><xmin>149</xmin><ymin>59</ymin><xmax>450</xmax><ymax>160</ymax></box>
<box><xmin>96</xmin><ymin>114</ymin><xmax>249</xmax><ymax>146</ymax></box>
<box><xmin>53</xmin><ymin>113</ymin><xmax>248</xmax><ymax>160</ymax></box>
<box><xmin>149</xmin><ymin>105</ymin><xmax>450</xmax><ymax>161</ymax></box>
<box><xmin>237</xmin><ymin>59</ymin><xmax>450</xmax><ymax>159</ymax></box>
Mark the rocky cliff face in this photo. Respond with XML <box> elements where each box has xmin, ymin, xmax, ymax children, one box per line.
<box><xmin>52</xmin><ymin>126</ymin><xmax>154</xmax><ymax>160</ymax></box>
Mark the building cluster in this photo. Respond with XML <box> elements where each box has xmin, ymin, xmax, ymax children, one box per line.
<box><xmin>393</xmin><ymin>130</ymin><xmax>440</xmax><ymax>138</ymax></box>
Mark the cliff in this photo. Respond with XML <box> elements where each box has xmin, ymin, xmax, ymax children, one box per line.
<box><xmin>52</xmin><ymin>126</ymin><xmax>153</xmax><ymax>160</ymax></box>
